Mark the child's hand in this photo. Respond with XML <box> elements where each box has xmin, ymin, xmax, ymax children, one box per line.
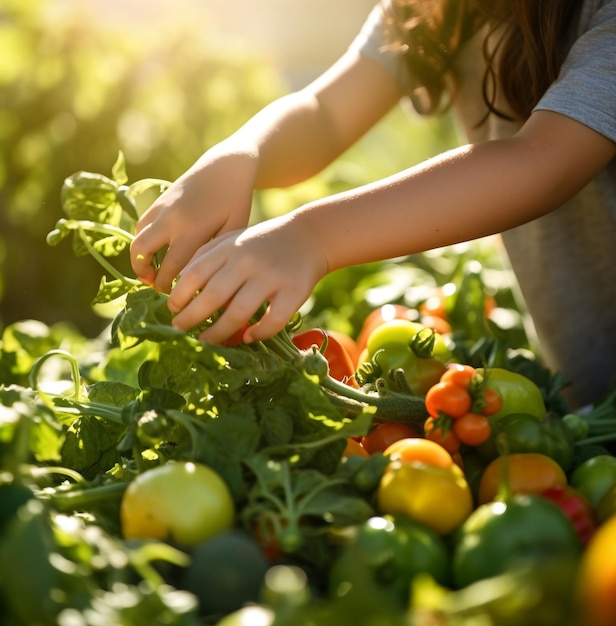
<box><xmin>130</xmin><ymin>151</ymin><xmax>256</xmax><ymax>292</ymax></box>
<box><xmin>167</xmin><ymin>214</ymin><xmax>328</xmax><ymax>344</ymax></box>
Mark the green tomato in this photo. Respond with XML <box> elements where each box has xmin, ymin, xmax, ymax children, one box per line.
<box><xmin>477</xmin><ymin>413</ymin><xmax>575</xmax><ymax>471</ymax></box>
<box><xmin>364</xmin><ymin>320</ymin><xmax>452</xmax><ymax>396</ymax></box>
<box><xmin>570</xmin><ymin>454</ymin><xmax>616</xmax><ymax>509</ymax></box>
<box><xmin>479</xmin><ymin>368</ymin><xmax>546</xmax><ymax>423</ymax></box>
<box><xmin>452</xmin><ymin>493</ymin><xmax>581</xmax><ymax>589</ymax></box>
<box><xmin>181</xmin><ymin>530</ymin><xmax>270</xmax><ymax>618</ymax></box>
<box><xmin>329</xmin><ymin>514</ymin><xmax>450</xmax><ymax>608</ymax></box>
<box><xmin>120</xmin><ymin>461</ymin><xmax>235</xmax><ymax>546</ymax></box>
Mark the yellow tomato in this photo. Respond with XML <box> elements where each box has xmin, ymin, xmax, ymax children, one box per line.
<box><xmin>376</xmin><ymin>460</ymin><xmax>473</xmax><ymax>535</ymax></box>
<box><xmin>576</xmin><ymin>514</ymin><xmax>616</xmax><ymax>626</ymax></box>
<box><xmin>120</xmin><ymin>461</ymin><xmax>235</xmax><ymax>546</ymax></box>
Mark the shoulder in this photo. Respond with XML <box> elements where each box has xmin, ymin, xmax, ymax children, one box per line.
<box><xmin>534</xmin><ymin>0</ymin><xmax>616</xmax><ymax>143</ymax></box>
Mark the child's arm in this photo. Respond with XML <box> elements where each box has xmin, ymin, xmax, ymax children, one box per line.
<box><xmin>167</xmin><ymin>110</ymin><xmax>615</xmax><ymax>344</ymax></box>
<box><xmin>129</xmin><ymin>51</ymin><xmax>403</xmax><ymax>291</ymax></box>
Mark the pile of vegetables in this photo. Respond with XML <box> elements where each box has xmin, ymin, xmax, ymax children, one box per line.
<box><xmin>2</xmin><ymin>156</ymin><xmax>616</xmax><ymax>626</ymax></box>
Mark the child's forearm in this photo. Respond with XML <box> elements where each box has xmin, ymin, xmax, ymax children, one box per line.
<box><xmin>297</xmin><ymin>112</ymin><xmax>615</xmax><ymax>272</ymax></box>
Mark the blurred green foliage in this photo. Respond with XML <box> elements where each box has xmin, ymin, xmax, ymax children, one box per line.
<box><xmin>0</xmin><ymin>0</ymin><xmax>285</xmax><ymax>334</ymax></box>
<box><xmin>0</xmin><ymin>0</ymin><xmax>478</xmax><ymax>339</ymax></box>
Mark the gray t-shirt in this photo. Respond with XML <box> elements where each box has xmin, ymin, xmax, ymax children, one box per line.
<box><xmin>350</xmin><ymin>1</ymin><xmax>616</xmax><ymax>407</ymax></box>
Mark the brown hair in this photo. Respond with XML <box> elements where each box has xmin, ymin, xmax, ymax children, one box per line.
<box><xmin>385</xmin><ymin>0</ymin><xmax>582</xmax><ymax>121</ymax></box>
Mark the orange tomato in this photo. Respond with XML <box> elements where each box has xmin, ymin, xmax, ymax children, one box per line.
<box><xmin>383</xmin><ymin>437</ymin><xmax>454</xmax><ymax>469</ymax></box>
<box><xmin>423</xmin><ymin>417</ymin><xmax>462</xmax><ymax>455</ymax></box>
<box><xmin>576</xmin><ymin>513</ymin><xmax>616</xmax><ymax>626</ymax></box>
<box><xmin>478</xmin><ymin>453</ymin><xmax>568</xmax><ymax>504</ymax></box>
<box><xmin>361</xmin><ymin>422</ymin><xmax>421</xmax><ymax>455</ymax></box>
<box><xmin>343</xmin><ymin>438</ymin><xmax>370</xmax><ymax>458</ymax></box>
<box><xmin>452</xmin><ymin>412</ymin><xmax>491</xmax><ymax>447</ymax></box>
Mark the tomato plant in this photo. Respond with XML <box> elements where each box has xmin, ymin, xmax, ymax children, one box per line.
<box><xmin>361</xmin><ymin>422</ymin><xmax>421</xmax><ymax>454</ymax></box>
<box><xmin>120</xmin><ymin>461</ymin><xmax>235</xmax><ymax>546</ymax></box>
<box><xmin>377</xmin><ymin>460</ymin><xmax>473</xmax><ymax>535</ymax></box>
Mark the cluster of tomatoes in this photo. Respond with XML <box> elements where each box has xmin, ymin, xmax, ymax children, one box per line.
<box><xmin>423</xmin><ymin>364</ymin><xmax>503</xmax><ymax>453</ymax></box>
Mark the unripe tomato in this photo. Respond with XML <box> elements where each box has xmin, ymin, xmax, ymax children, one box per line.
<box><xmin>377</xmin><ymin>460</ymin><xmax>473</xmax><ymax>535</ymax></box>
<box><xmin>120</xmin><ymin>461</ymin><xmax>235</xmax><ymax>546</ymax></box>
<box><xmin>362</xmin><ymin>319</ymin><xmax>452</xmax><ymax>396</ymax></box>
<box><xmin>478</xmin><ymin>368</ymin><xmax>546</xmax><ymax>423</ymax></box>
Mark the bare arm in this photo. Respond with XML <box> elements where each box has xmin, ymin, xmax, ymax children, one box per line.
<box><xmin>129</xmin><ymin>51</ymin><xmax>403</xmax><ymax>290</ymax></box>
<box><xmin>299</xmin><ymin>110</ymin><xmax>616</xmax><ymax>272</ymax></box>
<box><xmin>166</xmin><ymin>110</ymin><xmax>615</xmax><ymax>343</ymax></box>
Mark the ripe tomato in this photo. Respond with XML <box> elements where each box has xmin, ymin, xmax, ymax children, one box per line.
<box><xmin>291</xmin><ymin>328</ymin><xmax>357</xmax><ymax>386</ymax></box>
<box><xmin>424</xmin><ymin>417</ymin><xmax>462</xmax><ymax>455</ymax></box>
<box><xmin>377</xmin><ymin>460</ymin><xmax>473</xmax><ymax>535</ymax></box>
<box><xmin>425</xmin><ymin>381</ymin><xmax>473</xmax><ymax>419</ymax></box>
<box><xmin>356</xmin><ymin>304</ymin><xmax>418</xmax><ymax>354</ymax></box>
<box><xmin>576</xmin><ymin>513</ymin><xmax>616</xmax><ymax>626</ymax></box>
<box><xmin>440</xmin><ymin>363</ymin><xmax>477</xmax><ymax>388</ymax></box>
<box><xmin>120</xmin><ymin>461</ymin><xmax>235</xmax><ymax>546</ymax></box>
<box><xmin>478</xmin><ymin>453</ymin><xmax>567</xmax><ymax>504</ymax></box>
<box><xmin>343</xmin><ymin>438</ymin><xmax>370</xmax><ymax>458</ymax></box>
<box><xmin>452</xmin><ymin>412</ymin><xmax>492</xmax><ymax>447</ymax></box>
<box><xmin>541</xmin><ymin>485</ymin><xmax>596</xmax><ymax>547</ymax></box>
<box><xmin>479</xmin><ymin>387</ymin><xmax>504</xmax><ymax>416</ymax></box>
<box><xmin>383</xmin><ymin>437</ymin><xmax>454</xmax><ymax>468</ymax></box>
<box><xmin>361</xmin><ymin>422</ymin><xmax>421</xmax><ymax>454</ymax></box>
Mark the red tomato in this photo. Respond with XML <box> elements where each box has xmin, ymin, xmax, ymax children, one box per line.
<box><xmin>425</xmin><ymin>381</ymin><xmax>473</xmax><ymax>419</ymax></box>
<box><xmin>361</xmin><ymin>422</ymin><xmax>421</xmax><ymax>454</ymax></box>
<box><xmin>356</xmin><ymin>304</ymin><xmax>418</xmax><ymax>355</ymax></box>
<box><xmin>291</xmin><ymin>328</ymin><xmax>357</xmax><ymax>386</ymax></box>
<box><xmin>541</xmin><ymin>485</ymin><xmax>596</xmax><ymax>547</ymax></box>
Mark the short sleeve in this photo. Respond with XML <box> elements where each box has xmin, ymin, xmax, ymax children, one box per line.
<box><xmin>534</xmin><ymin>0</ymin><xmax>616</xmax><ymax>142</ymax></box>
<box><xmin>347</xmin><ymin>2</ymin><xmax>403</xmax><ymax>79</ymax></box>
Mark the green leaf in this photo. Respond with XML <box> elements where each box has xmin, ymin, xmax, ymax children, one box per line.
<box><xmin>61</xmin><ymin>416</ymin><xmax>125</xmax><ymax>479</ymax></box>
<box><xmin>111</xmin><ymin>151</ymin><xmax>129</xmax><ymax>186</ymax></box>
